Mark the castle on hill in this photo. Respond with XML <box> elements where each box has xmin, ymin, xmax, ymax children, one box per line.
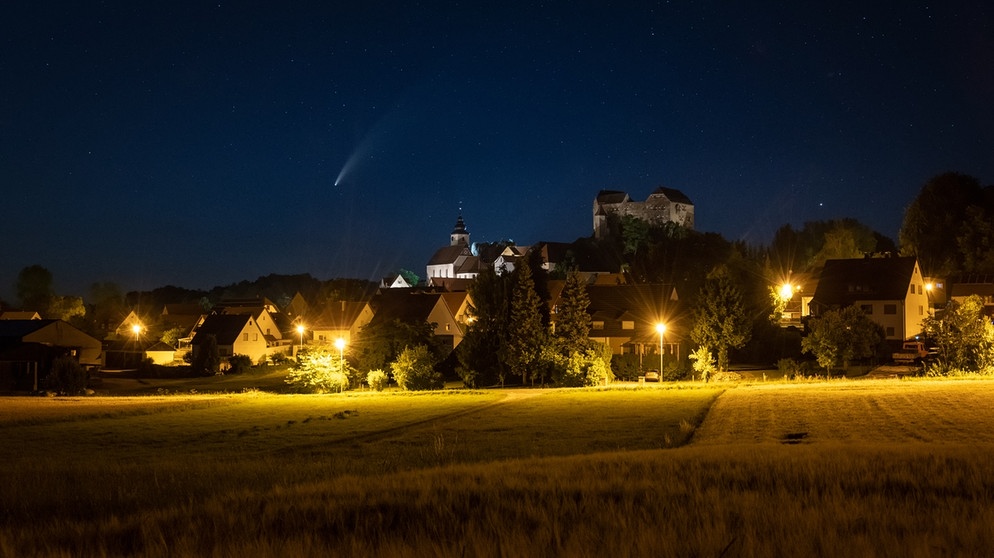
<box><xmin>592</xmin><ymin>187</ymin><xmax>694</xmax><ymax>239</ymax></box>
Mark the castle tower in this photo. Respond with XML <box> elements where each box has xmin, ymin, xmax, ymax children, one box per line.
<box><xmin>450</xmin><ymin>215</ymin><xmax>470</xmax><ymax>247</ymax></box>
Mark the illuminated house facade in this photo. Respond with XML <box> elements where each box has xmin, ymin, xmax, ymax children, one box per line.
<box><xmin>810</xmin><ymin>256</ymin><xmax>930</xmax><ymax>341</ymax></box>
<box><xmin>190</xmin><ymin>314</ymin><xmax>271</xmax><ymax>364</ymax></box>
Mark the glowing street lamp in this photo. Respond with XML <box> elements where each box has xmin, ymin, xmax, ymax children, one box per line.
<box><xmin>778</xmin><ymin>282</ymin><xmax>794</xmax><ymax>301</ymax></box>
<box><xmin>131</xmin><ymin>323</ymin><xmax>142</xmax><ymax>342</ymax></box>
<box><xmin>334</xmin><ymin>337</ymin><xmax>346</xmax><ymax>370</ymax></box>
<box><xmin>655</xmin><ymin>323</ymin><xmax>666</xmax><ymax>376</ymax></box>
<box><xmin>296</xmin><ymin>324</ymin><xmax>305</xmax><ymax>348</ymax></box>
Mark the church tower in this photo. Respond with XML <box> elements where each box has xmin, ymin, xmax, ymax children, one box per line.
<box><xmin>450</xmin><ymin>215</ymin><xmax>470</xmax><ymax>247</ymax></box>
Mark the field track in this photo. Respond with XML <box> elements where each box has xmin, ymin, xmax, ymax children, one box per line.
<box><xmin>692</xmin><ymin>378</ymin><xmax>994</xmax><ymax>446</ymax></box>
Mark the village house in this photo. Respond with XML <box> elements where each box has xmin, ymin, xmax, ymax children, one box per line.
<box><xmin>190</xmin><ymin>313</ymin><xmax>275</xmax><ymax>364</ymax></box>
<box><xmin>547</xmin><ymin>281</ymin><xmax>681</xmax><ymax>364</ymax></box>
<box><xmin>308</xmin><ymin>300</ymin><xmax>375</xmax><ymax>346</ymax></box>
<box><xmin>0</xmin><ymin>319</ymin><xmax>102</xmax><ymax>391</ymax></box>
<box><xmin>810</xmin><ymin>256</ymin><xmax>930</xmax><ymax>342</ymax></box>
<box><xmin>369</xmin><ymin>289</ymin><xmax>467</xmax><ymax>350</ymax></box>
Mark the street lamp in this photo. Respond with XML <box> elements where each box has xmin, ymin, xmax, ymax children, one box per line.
<box><xmin>334</xmin><ymin>337</ymin><xmax>346</xmax><ymax>370</ymax></box>
<box><xmin>655</xmin><ymin>323</ymin><xmax>666</xmax><ymax>376</ymax></box>
<box><xmin>778</xmin><ymin>282</ymin><xmax>794</xmax><ymax>301</ymax></box>
<box><xmin>296</xmin><ymin>324</ymin><xmax>305</xmax><ymax>348</ymax></box>
<box><xmin>131</xmin><ymin>323</ymin><xmax>142</xmax><ymax>342</ymax></box>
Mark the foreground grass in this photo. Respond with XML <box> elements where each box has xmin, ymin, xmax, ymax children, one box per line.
<box><xmin>2</xmin><ymin>381</ymin><xmax>992</xmax><ymax>556</ymax></box>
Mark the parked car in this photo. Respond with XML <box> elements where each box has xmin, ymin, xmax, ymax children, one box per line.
<box><xmin>643</xmin><ymin>369</ymin><xmax>660</xmax><ymax>382</ymax></box>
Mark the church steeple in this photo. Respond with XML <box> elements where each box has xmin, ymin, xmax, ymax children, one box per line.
<box><xmin>450</xmin><ymin>215</ymin><xmax>469</xmax><ymax>247</ymax></box>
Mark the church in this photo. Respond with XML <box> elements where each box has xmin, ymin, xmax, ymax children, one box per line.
<box><xmin>425</xmin><ymin>216</ymin><xmax>483</xmax><ymax>281</ymax></box>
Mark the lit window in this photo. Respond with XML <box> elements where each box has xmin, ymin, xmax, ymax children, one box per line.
<box><xmin>622</xmin><ymin>320</ymin><xmax>635</xmax><ymax>330</ymax></box>
<box><xmin>592</xmin><ymin>321</ymin><xmax>604</xmax><ymax>330</ymax></box>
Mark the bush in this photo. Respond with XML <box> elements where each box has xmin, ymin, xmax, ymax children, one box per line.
<box><xmin>391</xmin><ymin>345</ymin><xmax>442</xmax><ymax>391</ymax></box>
<box><xmin>777</xmin><ymin>358</ymin><xmax>801</xmax><ymax>380</ymax></box>
<box><xmin>227</xmin><ymin>354</ymin><xmax>253</xmax><ymax>374</ymax></box>
<box><xmin>367</xmin><ymin>369</ymin><xmax>388</xmax><ymax>391</ymax></box>
<box><xmin>689</xmin><ymin>346</ymin><xmax>716</xmax><ymax>382</ymax></box>
<box><xmin>285</xmin><ymin>348</ymin><xmax>350</xmax><ymax>393</ymax></box>
<box><xmin>47</xmin><ymin>356</ymin><xmax>88</xmax><ymax>395</ymax></box>
<box><xmin>611</xmin><ymin>354</ymin><xmax>641</xmax><ymax>382</ymax></box>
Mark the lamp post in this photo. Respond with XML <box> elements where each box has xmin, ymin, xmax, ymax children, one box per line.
<box><xmin>334</xmin><ymin>337</ymin><xmax>346</xmax><ymax>371</ymax></box>
<box><xmin>655</xmin><ymin>323</ymin><xmax>666</xmax><ymax>376</ymax></box>
<box><xmin>296</xmin><ymin>324</ymin><xmax>305</xmax><ymax>348</ymax></box>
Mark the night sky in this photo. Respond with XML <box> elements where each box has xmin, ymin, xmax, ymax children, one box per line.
<box><xmin>3</xmin><ymin>2</ymin><xmax>992</xmax><ymax>302</ymax></box>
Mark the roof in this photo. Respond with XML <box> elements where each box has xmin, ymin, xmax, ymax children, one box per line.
<box><xmin>162</xmin><ymin>303</ymin><xmax>204</xmax><ymax>316</ymax></box>
<box><xmin>369</xmin><ymin>292</ymin><xmax>444</xmax><ymax>326</ymax></box>
<box><xmin>311</xmin><ymin>301</ymin><xmax>372</xmax><ymax>329</ymax></box>
<box><xmin>0</xmin><ymin>319</ymin><xmax>58</xmax><ymax>340</ymax></box>
<box><xmin>0</xmin><ymin>319</ymin><xmax>103</xmax><ymax>354</ymax></box>
<box><xmin>812</xmin><ymin>257</ymin><xmax>919</xmax><ymax>308</ymax></box>
<box><xmin>427</xmin><ymin>277</ymin><xmax>475</xmax><ymax>291</ymax></box>
<box><xmin>596</xmin><ymin>190</ymin><xmax>630</xmax><ymax>204</ymax></box>
<box><xmin>191</xmin><ymin>314</ymin><xmax>255</xmax><ymax>346</ymax></box>
<box><xmin>649</xmin><ymin>186</ymin><xmax>694</xmax><ymax>205</ymax></box>
<box><xmin>428</xmin><ymin>245</ymin><xmax>472</xmax><ymax>266</ymax></box>
<box><xmin>0</xmin><ymin>311</ymin><xmax>42</xmax><ymax>320</ymax></box>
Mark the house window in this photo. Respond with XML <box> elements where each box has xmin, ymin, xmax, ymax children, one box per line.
<box><xmin>253</xmin><ymin>333</ymin><xmax>258</xmax><ymax>341</ymax></box>
<box><xmin>243</xmin><ymin>333</ymin><xmax>249</xmax><ymax>342</ymax></box>
<box><xmin>860</xmin><ymin>304</ymin><xmax>873</xmax><ymax>314</ymax></box>
<box><xmin>918</xmin><ymin>285</ymin><xmax>923</xmax><ymax>295</ymax></box>
<box><xmin>919</xmin><ymin>305</ymin><xmax>924</xmax><ymax>316</ymax></box>
<box><xmin>266</xmin><ymin>328</ymin><xmax>271</xmax><ymax>335</ymax></box>
<box><xmin>886</xmin><ymin>327</ymin><xmax>895</xmax><ymax>337</ymax></box>
<box><xmin>884</xmin><ymin>304</ymin><xmax>897</xmax><ymax>314</ymax></box>
<box><xmin>910</xmin><ymin>285</ymin><xmax>915</xmax><ymax>295</ymax></box>
<box><xmin>592</xmin><ymin>321</ymin><xmax>604</xmax><ymax>330</ymax></box>
<box><xmin>622</xmin><ymin>320</ymin><xmax>635</xmax><ymax>330</ymax></box>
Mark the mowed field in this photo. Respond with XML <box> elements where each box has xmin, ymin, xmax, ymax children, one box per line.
<box><xmin>1</xmin><ymin>379</ymin><xmax>993</xmax><ymax>557</ymax></box>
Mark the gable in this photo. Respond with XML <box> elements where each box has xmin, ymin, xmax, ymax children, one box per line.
<box><xmin>813</xmin><ymin>257</ymin><xmax>919</xmax><ymax>307</ymax></box>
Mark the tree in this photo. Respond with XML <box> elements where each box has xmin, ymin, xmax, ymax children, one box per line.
<box><xmin>553</xmin><ymin>271</ymin><xmax>591</xmax><ymax>355</ymax></box>
<box><xmin>921</xmin><ymin>295</ymin><xmax>989</xmax><ymax>375</ymax></box>
<box><xmin>354</xmin><ymin>319</ymin><xmax>440</xmax><ymax>374</ymax></box>
<box><xmin>47</xmin><ymin>356</ymin><xmax>88</xmax><ymax>395</ymax></box>
<box><xmin>398</xmin><ymin>269</ymin><xmax>420</xmax><ymax>287</ymax></box>
<box><xmin>503</xmin><ymin>256</ymin><xmax>546</xmax><ymax>385</ymax></box>
<box><xmin>192</xmin><ymin>334</ymin><xmax>221</xmax><ymax>376</ymax></box>
<box><xmin>391</xmin><ymin>345</ymin><xmax>442</xmax><ymax>390</ymax></box>
<box><xmin>47</xmin><ymin>295</ymin><xmax>86</xmax><ymax>323</ymax></box>
<box><xmin>801</xmin><ymin>306</ymin><xmax>882</xmax><ymax>375</ymax></box>
<box><xmin>286</xmin><ymin>347</ymin><xmax>350</xmax><ymax>392</ymax></box>
<box><xmin>457</xmin><ymin>266</ymin><xmax>512</xmax><ymax>387</ymax></box>
<box><xmin>691</xmin><ymin>266</ymin><xmax>751</xmax><ymax>372</ymax></box>
<box><xmin>621</xmin><ymin>215</ymin><xmax>650</xmax><ymax>256</ymax></box>
<box><xmin>16</xmin><ymin>265</ymin><xmax>53</xmax><ymax>311</ymax></box>
<box><xmin>900</xmin><ymin>172</ymin><xmax>987</xmax><ymax>276</ymax></box>
<box><xmin>366</xmin><ymin>369</ymin><xmax>388</xmax><ymax>391</ymax></box>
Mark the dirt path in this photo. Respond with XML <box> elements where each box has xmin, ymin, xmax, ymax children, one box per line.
<box><xmin>691</xmin><ymin>379</ymin><xmax>994</xmax><ymax>446</ymax></box>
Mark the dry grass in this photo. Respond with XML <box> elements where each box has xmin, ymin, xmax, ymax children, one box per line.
<box><xmin>2</xmin><ymin>380</ymin><xmax>993</xmax><ymax>556</ymax></box>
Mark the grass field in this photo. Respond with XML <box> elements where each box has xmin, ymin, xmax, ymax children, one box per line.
<box><xmin>1</xmin><ymin>379</ymin><xmax>993</xmax><ymax>556</ymax></box>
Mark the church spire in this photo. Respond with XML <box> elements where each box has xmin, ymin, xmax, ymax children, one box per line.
<box><xmin>450</xmin><ymin>215</ymin><xmax>469</xmax><ymax>247</ymax></box>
